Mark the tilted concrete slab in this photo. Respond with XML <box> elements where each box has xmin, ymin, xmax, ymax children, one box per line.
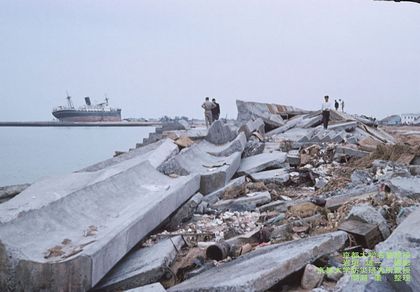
<box><xmin>212</xmin><ymin>191</ymin><xmax>272</xmax><ymax>212</ymax></box>
<box><xmin>196</xmin><ymin>132</ymin><xmax>246</xmax><ymax>157</ymax></box>
<box><xmin>0</xmin><ymin>162</ymin><xmax>200</xmax><ymax>291</ymax></box>
<box><xmin>389</xmin><ymin>176</ymin><xmax>420</xmax><ymax>199</ymax></box>
<box><xmin>203</xmin><ymin>176</ymin><xmax>248</xmax><ymax>204</ymax></box>
<box><xmin>96</xmin><ymin>236</ymin><xmax>185</xmax><ymax>291</ymax></box>
<box><xmin>238</xmin><ymin>118</ymin><xmax>265</xmax><ymax>139</ymax></box>
<box><xmin>80</xmin><ymin>138</ymin><xmax>179</xmax><ymax>172</ymax></box>
<box><xmin>205</xmin><ymin>120</ymin><xmax>237</xmax><ymax>145</ymax></box>
<box><xmin>168</xmin><ymin>231</ymin><xmax>347</xmax><ymax>292</ymax></box>
<box><xmin>375</xmin><ymin>206</ymin><xmax>420</xmax><ymax>291</ymax></box>
<box><xmin>249</xmin><ymin>169</ymin><xmax>290</xmax><ymax>185</ymax></box>
<box><xmin>158</xmin><ymin>144</ymin><xmax>242</xmax><ymax>195</ymax></box>
<box><xmin>125</xmin><ymin>283</ymin><xmax>167</xmax><ymax>292</ymax></box>
<box><xmin>237</xmin><ymin>152</ymin><xmax>288</xmax><ymax>176</ymax></box>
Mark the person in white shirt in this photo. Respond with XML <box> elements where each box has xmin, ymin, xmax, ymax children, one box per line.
<box><xmin>321</xmin><ymin>95</ymin><xmax>332</xmax><ymax>129</ymax></box>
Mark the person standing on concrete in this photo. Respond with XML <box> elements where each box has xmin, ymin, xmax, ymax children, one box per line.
<box><xmin>211</xmin><ymin>98</ymin><xmax>220</xmax><ymax>121</ymax></box>
<box><xmin>334</xmin><ymin>99</ymin><xmax>339</xmax><ymax>111</ymax></box>
<box><xmin>341</xmin><ymin>100</ymin><xmax>345</xmax><ymax>112</ymax></box>
<box><xmin>202</xmin><ymin>97</ymin><xmax>215</xmax><ymax>128</ymax></box>
<box><xmin>321</xmin><ymin>95</ymin><xmax>332</xmax><ymax>129</ymax></box>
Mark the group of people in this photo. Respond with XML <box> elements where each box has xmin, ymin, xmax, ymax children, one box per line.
<box><xmin>322</xmin><ymin>95</ymin><xmax>347</xmax><ymax>129</ymax></box>
<box><xmin>201</xmin><ymin>97</ymin><xmax>220</xmax><ymax>128</ymax></box>
<box><xmin>334</xmin><ymin>99</ymin><xmax>345</xmax><ymax>112</ymax></box>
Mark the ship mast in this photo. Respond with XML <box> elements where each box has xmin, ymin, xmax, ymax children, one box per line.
<box><xmin>66</xmin><ymin>91</ymin><xmax>74</xmax><ymax>108</ymax></box>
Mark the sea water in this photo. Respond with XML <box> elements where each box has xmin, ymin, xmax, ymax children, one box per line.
<box><xmin>0</xmin><ymin>126</ymin><xmax>154</xmax><ymax>186</ymax></box>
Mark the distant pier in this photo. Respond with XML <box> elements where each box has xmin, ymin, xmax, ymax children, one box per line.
<box><xmin>0</xmin><ymin>121</ymin><xmax>162</xmax><ymax>127</ymax></box>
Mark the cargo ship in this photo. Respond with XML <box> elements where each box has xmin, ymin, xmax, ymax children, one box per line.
<box><xmin>52</xmin><ymin>96</ymin><xmax>122</xmax><ymax>122</ymax></box>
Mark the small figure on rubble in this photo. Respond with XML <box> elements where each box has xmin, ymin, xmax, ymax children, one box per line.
<box><xmin>341</xmin><ymin>99</ymin><xmax>345</xmax><ymax>112</ymax></box>
<box><xmin>334</xmin><ymin>99</ymin><xmax>339</xmax><ymax>111</ymax></box>
<box><xmin>321</xmin><ymin>95</ymin><xmax>332</xmax><ymax>129</ymax></box>
<box><xmin>202</xmin><ymin>97</ymin><xmax>215</xmax><ymax>128</ymax></box>
<box><xmin>211</xmin><ymin>98</ymin><xmax>220</xmax><ymax>121</ymax></box>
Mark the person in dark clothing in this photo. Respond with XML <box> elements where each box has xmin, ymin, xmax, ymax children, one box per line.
<box><xmin>334</xmin><ymin>99</ymin><xmax>339</xmax><ymax>111</ymax></box>
<box><xmin>321</xmin><ymin>95</ymin><xmax>332</xmax><ymax>129</ymax></box>
<box><xmin>211</xmin><ymin>98</ymin><xmax>220</xmax><ymax>121</ymax></box>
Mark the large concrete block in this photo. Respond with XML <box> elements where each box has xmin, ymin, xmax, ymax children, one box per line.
<box><xmin>168</xmin><ymin>231</ymin><xmax>347</xmax><ymax>292</ymax></box>
<box><xmin>237</xmin><ymin>152</ymin><xmax>288</xmax><ymax>176</ymax></box>
<box><xmin>249</xmin><ymin>169</ymin><xmax>290</xmax><ymax>185</ymax></box>
<box><xmin>197</xmin><ymin>132</ymin><xmax>246</xmax><ymax>157</ymax></box>
<box><xmin>81</xmin><ymin>138</ymin><xmax>179</xmax><ymax>172</ymax></box>
<box><xmin>203</xmin><ymin>176</ymin><xmax>248</xmax><ymax>204</ymax></box>
<box><xmin>238</xmin><ymin>118</ymin><xmax>265</xmax><ymax>139</ymax></box>
<box><xmin>0</xmin><ymin>162</ymin><xmax>200</xmax><ymax>291</ymax></box>
<box><xmin>205</xmin><ymin>120</ymin><xmax>237</xmax><ymax>145</ymax></box>
<box><xmin>347</xmin><ymin>204</ymin><xmax>390</xmax><ymax>239</ymax></box>
<box><xmin>375</xmin><ymin>206</ymin><xmax>420</xmax><ymax>291</ymax></box>
<box><xmin>389</xmin><ymin>176</ymin><xmax>420</xmax><ymax>199</ymax></box>
<box><xmin>96</xmin><ymin>236</ymin><xmax>185</xmax><ymax>291</ymax></box>
<box><xmin>158</xmin><ymin>144</ymin><xmax>242</xmax><ymax>195</ymax></box>
<box><xmin>212</xmin><ymin>191</ymin><xmax>272</xmax><ymax>212</ymax></box>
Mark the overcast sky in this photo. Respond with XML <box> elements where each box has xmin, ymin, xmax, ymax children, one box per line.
<box><xmin>1</xmin><ymin>0</ymin><xmax>420</xmax><ymax>121</ymax></box>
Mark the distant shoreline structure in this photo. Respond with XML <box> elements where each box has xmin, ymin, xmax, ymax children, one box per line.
<box><xmin>0</xmin><ymin>121</ymin><xmax>161</xmax><ymax>127</ymax></box>
<box><xmin>52</xmin><ymin>96</ymin><xmax>122</xmax><ymax>122</ymax></box>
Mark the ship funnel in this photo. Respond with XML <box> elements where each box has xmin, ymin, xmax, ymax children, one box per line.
<box><xmin>85</xmin><ymin>97</ymin><xmax>91</xmax><ymax>106</ymax></box>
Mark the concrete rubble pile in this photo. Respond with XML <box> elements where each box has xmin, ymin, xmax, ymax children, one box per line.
<box><xmin>2</xmin><ymin>100</ymin><xmax>420</xmax><ymax>291</ymax></box>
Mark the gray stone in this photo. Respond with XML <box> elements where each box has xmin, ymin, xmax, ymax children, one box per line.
<box><xmin>81</xmin><ymin>138</ymin><xmax>179</xmax><ymax>172</ymax></box>
<box><xmin>96</xmin><ymin>236</ymin><xmax>184</xmax><ymax>291</ymax></box>
<box><xmin>212</xmin><ymin>191</ymin><xmax>271</xmax><ymax>212</ymax></box>
<box><xmin>239</xmin><ymin>118</ymin><xmax>265</xmax><ymax>139</ymax></box>
<box><xmin>198</xmin><ymin>132</ymin><xmax>247</xmax><ymax>157</ymax></box>
<box><xmin>203</xmin><ymin>176</ymin><xmax>248</xmax><ymax>204</ymax></box>
<box><xmin>0</xmin><ymin>183</ymin><xmax>30</xmax><ymax>203</ymax></box>
<box><xmin>205</xmin><ymin>120</ymin><xmax>236</xmax><ymax>145</ymax></box>
<box><xmin>237</xmin><ymin>152</ymin><xmax>288</xmax><ymax>176</ymax></box>
<box><xmin>328</xmin><ymin>121</ymin><xmax>357</xmax><ymax>132</ymax></box>
<box><xmin>166</xmin><ymin>193</ymin><xmax>204</xmax><ymax>231</ymax></box>
<box><xmin>125</xmin><ymin>283</ymin><xmax>166</xmax><ymax>292</ymax></box>
<box><xmin>168</xmin><ymin>231</ymin><xmax>347</xmax><ymax>292</ymax></box>
<box><xmin>301</xmin><ymin>264</ymin><xmax>323</xmax><ymax>289</ymax></box>
<box><xmin>0</xmin><ymin>161</ymin><xmax>200</xmax><ymax>291</ymax></box>
<box><xmin>376</xmin><ymin>206</ymin><xmax>420</xmax><ymax>291</ymax></box>
<box><xmin>334</xmin><ymin>146</ymin><xmax>369</xmax><ymax>161</ymax></box>
<box><xmin>389</xmin><ymin>176</ymin><xmax>420</xmax><ymax>199</ymax></box>
<box><xmin>176</xmin><ymin>119</ymin><xmax>190</xmax><ymax>130</ymax></box>
<box><xmin>250</xmin><ymin>169</ymin><xmax>289</xmax><ymax>185</ymax></box>
<box><xmin>325</xmin><ymin>268</ymin><xmax>343</xmax><ymax>282</ymax></box>
<box><xmin>158</xmin><ymin>143</ymin><xmax>242</xmax><ymax>195</ymax></box>
<box><xmin>242</xmin><ymin>140</ymin><xmax>265</xmax><ymax>158</ymax></box>
<box><xmin>347</xmin><ymin>204</ymin><xmax>390</xmax><ymax>239</ymax></box>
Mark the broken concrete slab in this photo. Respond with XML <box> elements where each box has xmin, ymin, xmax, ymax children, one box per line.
<box><xmin>249</xmin><ymin>169</ymin><xmax>290</xmax><ymax>185</ymax></box>
<box><xmin>0</xmin><ymin>161</ymin><xmax>200</xmax><ymax>291</ymax></box>
<box><xmin>242</xmin><ymin>140</ymin><xmax>265</xmax><ymax>158</ymax></box>
<box><xmin>237</xmin><ymin>152</ymin><xmax>288</xmax><ymax>176</ymax></box>
<box><xmin>203</xmin><ymin>176</ymin><xmax>248</xmax><ymax>205</ymax></box>
<box><xmin>375</xmin><ymin>206</ymin><xmax>420</xmax><ymax>291</ymax></box>
<box><xmin>0</xmin><ymin>183</ymin><xmax>30</xmax><ymax>203</ymax></box>
<box><xmin>166</xmin><ymin>193</ymin><xmax>203</xmax><ymax>231</ymax></box>
<box><xmin>236</xmin><ymin>100</ymin><xmax>291</xmax><ymax>129</ymax></box>
<box><xmin>347</xmin><ymin>204</ymin><xmax>390</xmax><ymax>239</ymax></box>
<box><xmin>238</xmin><ymin>118</ymin><xmax>265</xmax><ymax>139</ymax></box>
<box><xmin>81</xmin><ymin>138</ymin><xmax>179</xmax><ymax>172</ymax></box>
<box><xmin>327</xmin><ymin>121</ymin><xmax>357</xmax><ymax>132</ymax></box>
<box><xmin>212</xmin><ymin>191</ymin><xmax>271</xmax><ymax>212</ymax></box>
<box><xmin>205</xmin><ymin>120</ymin><xmax>236</xmax><ymax>145</ymax></box>
<box><xmin>389</xmin><ymin>176</ymin><xmax>420</xmax><ymax>199</ymax></box>
<box><xmin>197</xmin><ymin>132</ymin><xmax>246</xmax><ymax>157</ymax></box>
<box><xmin>335</xmin><ymin>274</ymin><xmax>396</xmax><ymax>292</ymax></box>
<box><xmin>325</xmin><ymin>184</ymin><xmax>378</xmax><ymax>210</ymax></box>
<box><xmin>334</xmin><ymin>146</ymin><xmax>369</xmax><ymax>161</ymax></box>
<box><xmin>168</xmin><ymin>231</ymin><xmax>347</xmax><ymax>292</ymax></box>
<box><xmin>124</xmin><ymin>282</ymin><xmax>167</xmax><ymax>292</ymax></box>
<box><xmin>338</xmin><ymin>220</ymin><xmax>383</xmax><ymax>249</ymax></box>
<box><xmin>96</xmin><ymin>236</ymin><xmax>185</xmax><ymax>291</ymax></box>
<box><xmin>158</xmin><ymin>143</ymin><xmax>242</xmax><ymax>195</ymax></box>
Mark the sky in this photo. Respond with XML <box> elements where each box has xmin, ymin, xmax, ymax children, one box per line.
<box><xmin>1</xmin><ymin>0</ymin><xmax>420</xmax><ymax>121</ymax></box>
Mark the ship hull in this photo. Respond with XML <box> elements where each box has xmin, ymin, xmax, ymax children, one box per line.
<box><xmin>52</xmin><ymin>109</ymin><xmax>122</xmax><ymax>122</ymax></box>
